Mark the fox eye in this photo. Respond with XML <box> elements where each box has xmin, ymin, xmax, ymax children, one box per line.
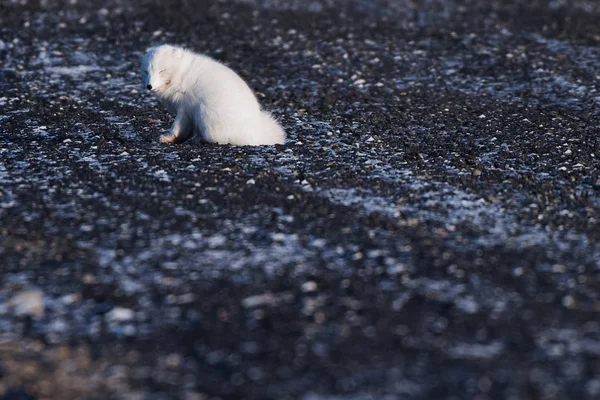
<box><xmin>159</xmin><ymin>69</ymin><xmax>166</xmax><ymax>74</ymax></box>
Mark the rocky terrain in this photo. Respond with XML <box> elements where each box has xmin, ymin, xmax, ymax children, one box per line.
<box><xmin>0</xmin><ymin>0</ymin><xmax>599</xmax><ymax>399</ymax></box>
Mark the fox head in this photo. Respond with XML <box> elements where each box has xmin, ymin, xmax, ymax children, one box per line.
<box><xmin>141</xmin><ymin>45</ymin><xmax>185</xmax><ymax>94</ymax></box>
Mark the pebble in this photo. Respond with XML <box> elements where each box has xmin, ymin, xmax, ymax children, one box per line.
<box><xmin>301</xmin><ymin>281</ymin><xmax>318</xmax><ymax>292</ymax></box>
<box><xmin>106</xmin><ymin>307</ymin><xmax>135</xmax><ymax>322</ymax></box>
<box><xmin>242</xmin><ymin>293</ymin><xmax>275</xmax><ymax>308</ymax></box>
<box><xmin>8</xmin><ymin>289</ymin><xmax>44</xmax><ymax>317</ymax></box>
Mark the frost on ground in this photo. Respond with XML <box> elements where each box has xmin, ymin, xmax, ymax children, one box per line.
<box><xmin>0</xmin><ymin>0</ymin><xmax>599</xmax><ymax>399</ymax></box>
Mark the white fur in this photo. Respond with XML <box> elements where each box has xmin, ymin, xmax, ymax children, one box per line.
<box><xmin>141</xmin><ymin>44</ymin><xmax>285</xmax><ymax>145</ymax></box>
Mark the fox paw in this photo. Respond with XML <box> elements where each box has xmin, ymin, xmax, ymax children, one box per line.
<box><xmin>159</xmin><ymin>134</ymin><xmax>176</xmax><ymax>144</ymax></box>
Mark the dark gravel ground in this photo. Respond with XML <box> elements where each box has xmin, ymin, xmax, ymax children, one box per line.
<box><xmin>1</xmin><ymin>0</ymin><xmax>599</xmax><ymax>399</ymax></box>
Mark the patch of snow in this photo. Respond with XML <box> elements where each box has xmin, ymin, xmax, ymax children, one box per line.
<box><xmin>46</xmin><ymin>65</ymin><xmax>101</xmax><ymax>76</ymax></box>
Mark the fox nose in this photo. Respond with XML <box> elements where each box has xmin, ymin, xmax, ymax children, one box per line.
<box><xmin>146</xmin><ymin>84</ymin><xmax>152</xmax><ymax>90</ymax></box>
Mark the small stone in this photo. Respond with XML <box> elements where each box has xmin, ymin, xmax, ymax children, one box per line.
<box><xmin>82</xmin><ymin>273</ymin><xmax>95</xmax><ymax>284</ymax></box>
<box><xmin>301</xmin><ymin>281</ymin><xmax>318</xmax><ymax>292</ymax></box>
<box><xmin>106</xmin><ymin>307</ymin><xmax>134</xmax><ymax>322</ymax></box>
<box><xmin>59</xmin><ymin>293</ymin><xmax>81</xmax><ymax>305</ymax></box>
<box><xmin>9</xmin><ymin>289</ymin><xmax>44</xmax><ymax>317</ymax></box>
<box><xmin>562</xmin><ymin>295</ymin><xmax>576</xmax><ymax>309</ymax></box>
<box><xmin>552</xmin><ymin>264</ymin><xmax>566</xmax><ymax>273</ymax></box>
<box><xmin>165</xmin><ymin>353</ymin><xmax>182</xmax><ymax>368</ymax></box>
<box><xmin>207</xmin><ymin>235</ymin><xmax>226</xmax><ymax>248</ymax></box>
<box><xmin>80</xmin><ymin>224</ymin><xmax>93</xmax><ymax>232</ymax></box>
<box><xmin>309</xmin><ymin>238</ymin><xmax>326</xmax><ymax>248</ymax></box>
<box><xmin>242</xmin><ymin>293</ymin><xmax>275</xmax><ymax>308</ymax></box>
<box><xmin>271</xmin><ymin>232</ymin><xmax>288</xmax><ymax>242</ymax></box>
<box><xmin>178</xmin><ymin>293</ymin><xmax>195</xmax><ymax>304</ymax></box>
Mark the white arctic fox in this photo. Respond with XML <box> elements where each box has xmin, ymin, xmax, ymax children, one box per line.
<box><xmin>141</xmin><ymin>44</ymin><xmax>285</xmax><ymax>145</ymax></box>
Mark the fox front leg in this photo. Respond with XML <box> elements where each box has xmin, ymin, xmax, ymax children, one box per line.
<box><xmin>159</xmin><ymin>109</ymin><xmax>192</xmax><ymax>144</ymax></box>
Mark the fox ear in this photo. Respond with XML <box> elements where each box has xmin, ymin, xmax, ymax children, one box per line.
<box><xmin>172</xmin><ymin>47</ymin><xmax>184</xmax><ymax>59</ymax></box>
